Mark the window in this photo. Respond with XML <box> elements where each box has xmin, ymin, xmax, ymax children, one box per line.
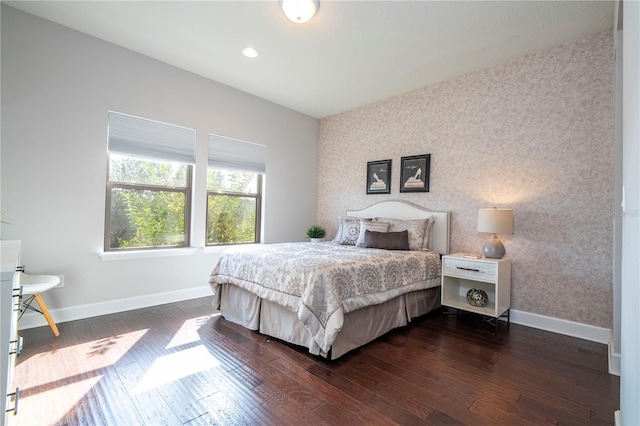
<box><xmin>105</xmin><ymin>112</ymin><xmax>195</xmax><ymax>251</ymax></box>
<box><xmin>206</xmin><ymin>169</ymin><xmax>262</xmax><ymax>245</ymax></box>
<box><xmin>207</xmin><ymin>134</ymin><xmax>265</xmax><ymax>246</ymax></box>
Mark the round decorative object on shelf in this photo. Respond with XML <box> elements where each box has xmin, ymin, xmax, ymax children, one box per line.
<box><xmin>466</xmin><ymin>288</ymin><xmax>489</xmax><ymax>307</ymax></box>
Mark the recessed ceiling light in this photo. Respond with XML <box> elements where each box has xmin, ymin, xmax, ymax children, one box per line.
<box><xmin>242</xmin><ymin>47</ymin><xmax>259</xmax><ymax>58</ymax></box>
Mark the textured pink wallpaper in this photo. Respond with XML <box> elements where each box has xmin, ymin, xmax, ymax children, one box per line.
<box><xmin>317</xmin><ymin>31</ymin><xmax>614</xmax><ymax>328</ymax></box>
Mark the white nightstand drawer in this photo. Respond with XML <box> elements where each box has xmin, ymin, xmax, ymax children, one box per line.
<box><xmin>443</xmin><ymin>257</ymin><xmax>497</xmax><ymax>281</ymax></box>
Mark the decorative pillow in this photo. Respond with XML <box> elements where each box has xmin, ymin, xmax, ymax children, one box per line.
<box><xmin>355</xmin><ymin>221</ymin><xmax>390</xmax><ymax>247</ymax></box>
<box><xmin>331</xmin><ymin>216</ymin><xmax>354</xmax><ymax>242</ymax></box>
<box><xmin>333</xmin><ymin>216</ymin><xmax>371</xmax><ymax>243</ymax></box>
<box><xmin>374</xmin><ymin>218</ymin><xmax>428</xmax><ymax>251</ymax></box>
<box><xmin>364</xmin><ymin>230</ymin><xmax>409</xmax><ymax>251</ymax></box>
<box><xmin>338</xmin><ymin>217</ymin><xmax>363</xmax><ymax>245</ymax></box>
<box><xmin>422</xmin><ymin>217</ymin><xmax>435</xmax><ymax>250</ymax></box>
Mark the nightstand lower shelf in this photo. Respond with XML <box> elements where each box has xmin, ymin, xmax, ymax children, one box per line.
<box><xmin>442</xmin><ymin>295</ymin><xmax>497</xmax><ymax>316</ymax></box>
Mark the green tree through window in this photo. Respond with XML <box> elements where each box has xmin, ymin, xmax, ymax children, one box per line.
<box><xmin>106</xmin><ymin>154</ymin><xmax>192</xmax><ymax>250</ymax></box>
<box><xmin>206</xmin><ymin>169</ymin><xmax>261</xmax><ymax>245</ymax></box>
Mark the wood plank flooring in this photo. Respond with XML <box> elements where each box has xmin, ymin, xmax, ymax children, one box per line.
<box><xmin>8</xmin><ymin>297</ymin><xmax>619</xmax><ymax>425</ymax></box>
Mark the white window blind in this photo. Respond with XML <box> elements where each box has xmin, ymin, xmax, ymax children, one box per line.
<box><xmin>208</xmin><ymin>133</ymin><xmax>266</xmax><ymax>174</ymax></box>
<box><xmin>108</xmin><ymin>111</ymin><xmax>196</xmax><ymax>164</ymax></box>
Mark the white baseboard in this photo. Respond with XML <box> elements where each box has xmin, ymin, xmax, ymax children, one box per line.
<box><xmin>18</xmin><ymin>285</ymin><xmax>213</xmax><ymax>331</ymax></box>
<box><xmin>510</xmin><ymin>309</ymin><xmax>619</xmax><ymax>376</ymax></box>
<box><xmin>510</xmin><ymin>309</ymin><xmax>611</xmax><ymax>343</ymax></box>
<box><xmin>609</xmin><ymin>345</ymin><xmax>621</xmax><ymax>376</ymax></box>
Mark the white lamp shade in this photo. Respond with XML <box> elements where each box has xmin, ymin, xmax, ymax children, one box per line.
<box><xmin>477</xmin><ymin>208</ymin><xmax>514</xmax><ymax>234</ymax></box>
<box><xmin>281</xmin><ymin>0</ymin><xmax>319</xmax><ymax>23</ymax></box>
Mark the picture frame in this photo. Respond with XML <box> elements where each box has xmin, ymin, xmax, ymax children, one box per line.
<box><xmin>400</xmin><ymin>154</ymin><xmax>430</xmax><ymax>193</ymax></box>
<box><xmin>366</xmin><ymin>159</ymin><xmax>391</xmax><ymax>194</ymax></box>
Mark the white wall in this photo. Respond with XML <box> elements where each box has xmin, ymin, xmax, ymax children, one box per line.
<box><xmin>612</xmin><ymin>27</ymin><xmax>623</xmax><ymax>373</ymax></box>
<box><xmin>620</xmin><ymin>1</ymin><xmax>640</xmax><ymax>423</ymax></box>
<box><xmin>0</xmin><ymin>6</ymin><xmax>318</xmax><ymax>316</ymax></box>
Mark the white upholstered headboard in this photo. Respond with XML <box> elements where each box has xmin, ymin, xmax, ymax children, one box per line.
<box><xmin>346</xmin><ymin>200</ymin><xmax>450</xmax><ymax>255</ymax></box>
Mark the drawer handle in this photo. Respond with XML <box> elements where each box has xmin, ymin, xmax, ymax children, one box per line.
<box><xmin>6</xmin><ymin>387</ymin><xmax>19</xmax><ymax>415</ymax></box>
<box><xmin>456</xmin><ymin>266</ymin><xmax>481</xmax><ymax>272</ymax></box>
<box><xmin>13</xmin><ymin>287</ymin><xmax>22</xmax><ymax>311</ymax></box>
<box><xmin>9</xmin><ymin>337</ymin><xmax>23</xmax><ymax>356</ymax></box>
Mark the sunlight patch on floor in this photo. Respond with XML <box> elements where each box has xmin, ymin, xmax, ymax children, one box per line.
<box><xmin>166</xmin><ymin>314</ymin><xmax>219</xmax><ymax>349</ymax></box>
<box><xmin>8</xmin><ymin>375</ymin><xmax>102</xmax><ymax>426</ymax></box>
<box><xmin>13</xmin><ymin>329</ymin><xmax>148</xmax><ymax>390</ymax></box>
<box><xmin>133</xmin><ymin>345</ymin><xmax>220</xmax><ymax>394</ymax></box>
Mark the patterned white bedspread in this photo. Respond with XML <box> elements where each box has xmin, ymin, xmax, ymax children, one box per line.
<box><xmin>208</xmin><ymin>242</ymin><xmax>441</xmax><ymax>353</ymax></box>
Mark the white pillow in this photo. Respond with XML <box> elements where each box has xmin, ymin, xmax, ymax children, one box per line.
<box><xmin>374</xmin><ymin>217</ymin><xmax>430</xmax><ymax>251</ymax></box>
<box><xmin>356</xmin><ymin>220</ymin><xmax>390</xmax><ymax>247</ymax></box>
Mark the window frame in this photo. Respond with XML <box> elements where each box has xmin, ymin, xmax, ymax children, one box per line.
<box><xmin>205</xmin><ymin>171</ymin><xmax>262</xmax><ymax>246</ymax></box>
<box><xmin>104</xmin><ymin>153</ymin><xmax>193</xmax><ymax>252</ymax></box>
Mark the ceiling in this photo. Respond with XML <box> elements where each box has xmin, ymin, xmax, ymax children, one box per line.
<box><xmin>5</xmin><ymin>1</ymin><xmax>615</xmax><ymax>119</ymax></box>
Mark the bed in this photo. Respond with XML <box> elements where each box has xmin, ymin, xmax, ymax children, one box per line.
<box><xmin>208</xmin><ymin>200</ymin><xmax>450</xmax><ymax>359</ymax></box>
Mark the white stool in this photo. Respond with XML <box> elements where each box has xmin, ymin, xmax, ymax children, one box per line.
<box><xmin>18</xmin><ymin>272</ymin><xmax>60</xmax><ymax>337</ymax></box>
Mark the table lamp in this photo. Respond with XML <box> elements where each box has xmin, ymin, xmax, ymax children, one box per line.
<box><xmin>477</xmin><ymin>207</ymin><xmax>514</xmax><ymax>259</ymax></box>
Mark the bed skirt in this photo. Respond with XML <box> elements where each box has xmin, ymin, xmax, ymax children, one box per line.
<box><xmin>215</xmin><ymin>283</ymin><xmax>441</xmax><ymax>359</ymax></box>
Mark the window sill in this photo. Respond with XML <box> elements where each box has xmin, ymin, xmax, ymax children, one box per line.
<box><xmin>202</xmin><ymin>243</ymin><xmax>258</xmax><ymax>255</ymax></box>
<box><xmin>99</xmin><ymin>247</ymin><xmax>197</xmax><ymax>261</ymax></box>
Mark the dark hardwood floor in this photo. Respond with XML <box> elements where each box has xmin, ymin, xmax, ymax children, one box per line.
<box><xmin>8</xmin><ymin>297</ymin><xmax>619</xmax><ymax>425</ymax></box>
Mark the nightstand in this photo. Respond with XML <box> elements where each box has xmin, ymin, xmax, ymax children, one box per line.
<box><xmin>441</xmin><ymin>253</ymin><xmax>511</xmax><ymax>333</ymax></box>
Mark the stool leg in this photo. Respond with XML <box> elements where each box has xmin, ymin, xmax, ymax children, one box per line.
<box><xmin>33</xmin><ymin>293</ymin><xmax>60</xmax><ymax>337</ymax></box>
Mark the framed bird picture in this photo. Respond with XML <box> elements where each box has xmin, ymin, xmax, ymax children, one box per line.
<box><xmin>400</xmin><ymin>154</ymin><xmax>430</xmax><ymax>193</ymax></box>
<box><xmin>366</xmin><ymin>159</ymin><xmax>391</xmax><ymax>194</ymax></box>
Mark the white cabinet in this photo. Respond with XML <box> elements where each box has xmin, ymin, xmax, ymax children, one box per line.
<box><xmin>1</xmin><ymin>241</ymin><xmax>22</xmax><ymax>426</ymax></box>
<box><xmin>441</xmin><ymin>253</ymin><xmax>511</xmax><ymax>331</ymax></box>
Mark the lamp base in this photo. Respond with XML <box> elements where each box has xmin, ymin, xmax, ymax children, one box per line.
<box><xmin>482</xmin><ymin>234</ymin><xmax>506</xmax><ymax>259</ymax></box>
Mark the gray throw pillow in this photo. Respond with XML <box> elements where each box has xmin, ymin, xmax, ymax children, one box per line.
<box><xmin>364</xmin><ymin>230</ymin><xmax>410</xmax><ymax>251</ymax></box>
<box><xmin>374</xmin><ymin>217</ymin><xmax>429</xmax><ymax>251</ymax></box>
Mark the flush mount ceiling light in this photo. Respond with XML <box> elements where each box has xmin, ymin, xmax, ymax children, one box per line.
<box><xmin>281</xmin><ymin>0</ymin><xmax>319</xmax><ymax>23</ymax></box>
<box><xmin>242</xmin><ymin>47</ymin><xmax>259</xmax><ymax>58</ymax></box>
